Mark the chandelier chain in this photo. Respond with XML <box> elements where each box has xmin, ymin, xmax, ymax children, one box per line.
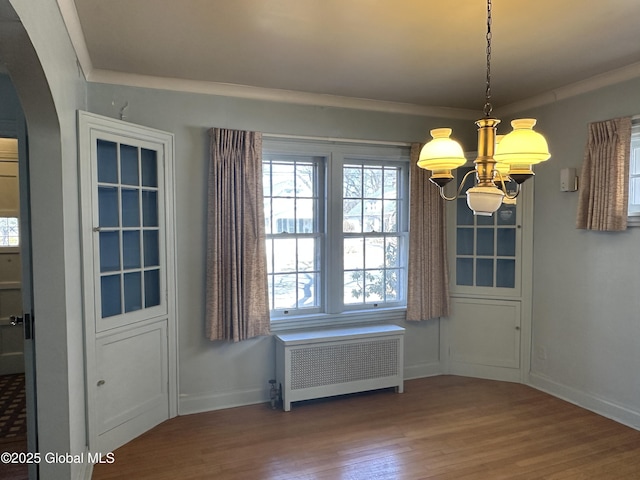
<box><xmin>483</xmin><ymin>0</ymin><xmax>493</xmax><ymax>116</ymax></box>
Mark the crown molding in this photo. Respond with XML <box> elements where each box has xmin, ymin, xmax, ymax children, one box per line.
<box><xmin>87</xmin><ymin>69</ymin><xmax>479</xmax><ymax>120</ymax></box>
<box><xmin>499</xmin><ymin>61</ymin><xmax>640</xmax><ymax>116</ymax></box>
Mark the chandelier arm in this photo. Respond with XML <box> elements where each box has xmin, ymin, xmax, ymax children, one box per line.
<box><xmin>437</xmin><ymin>170</ymin><xmax>476</xmax><ymax>202</ymax></box>
<box><xmin>496</xmin><ymin>170</ymin><xmax>522</xmax><ymax>200</ymax></box>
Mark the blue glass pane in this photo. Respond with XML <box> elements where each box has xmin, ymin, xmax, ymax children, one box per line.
<box><xmin>97</xmin><ymin>140</ymin><xmax>118</xmax><ymax>184</ymax></box>
<box><xmin>456</xmin><ymin>228</ymin><xmax>473</xmax><ymax>255</ymax></box>
<box><xmin>123</xmin><ymin>231</ymin><xmax>141</xmax><ymax>269</ymax></box>
<box><xmin>99</xmin><ymin>231</ymin><xmax>120</xmax><ymax>272</ymax></box>
<box><xmin>101</xmin><ymin>274</ymin><xmax>121</xmax><ymax>318</ymax></box>
<box><xmin>456</xmin><ymin>258</ymin><xmax>473</xmax><ymax>286</ymax></box>
<box><xmin>476</xmin><ymin>229</ymin><xmax>494</xmax><ymax>256</ymax></box>
<box><xmin>120</xmin><ymin>144</ymin><xmax>139</xmax><ymax>186</ymax></box>
<box><xmin>457</xmin><ymin>198</ymin><xmax>474</xmax><ymax>226</ymax></box>
<box><xmin>497</xmin><ymin>205</ymin><xmax>517</xmax><ymax>225</ymax></box>
<box><xmin>98</xmin><ymin>187</ymin><xmax>119</xmax><ymax>227</ymax></box>
<box><xmin>477</xmin><ymin>214</ymin><xmax>494</xmax><ymax>226</ymax></box>
<box><xmin>476</xmin><ymin>259</ymin><xmax>494</xmax><ymax>287</ymax></box>
<box><xmin>497</xmin><ymin>259</ymin><xmax>516</xmax><ymax>288</ymax></box>
<box><xmin>121</xmin><ymin>189</ymin><xmax>140</xmax><ymax>227</ymax></box>
<box><xmin>124</xmin><ymin>272</ymin><xmax>142</xmax><ymax>313</ymax></box>
<box><xmin>142</xmin><ymin>190</ymin><xmax>158</xmax><ymax>227</ymax></box>
<box><xmin>143</xmin><ymin>230</ymin><xmax>159</xmax><ymax>267</ymax></box>
<box><xmin>497</xmin><ymin>228</ymin><xmax>516</xmax><ymax>256</ymax></box>
<box><xmin>141</xmin><ymin>148</ymin><xmax>158</xmax><ymax>187</ymax></box>
<box><xmin>145</xmin><ymin>269</ymin><xmax>161</xmax><ymax>308</ymax></box>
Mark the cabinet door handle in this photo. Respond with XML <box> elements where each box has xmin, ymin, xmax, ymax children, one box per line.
<box><xmin>97</xmin><ymin>380</ymin><xmax>106</xmax><ymax>386</ymax></box>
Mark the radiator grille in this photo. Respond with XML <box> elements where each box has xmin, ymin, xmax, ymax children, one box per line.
<box><xmin>290</xmin><ymin>338</ymin><xmax>399</xmax><ymax>390</ymax></box>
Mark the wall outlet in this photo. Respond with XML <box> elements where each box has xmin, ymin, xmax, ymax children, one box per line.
<box><xmin>536</xmin><ymin>346</ymin><xmax>547</xmax><ymax>360</ymax></box>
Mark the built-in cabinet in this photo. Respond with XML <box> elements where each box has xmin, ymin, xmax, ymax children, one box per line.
<box><xmin>441</xmin><ymin>162</ymin><xmax>534</xmax><ymax>382</ymax></box>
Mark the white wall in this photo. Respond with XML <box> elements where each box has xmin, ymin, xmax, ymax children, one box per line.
<box><xmin>86</xmin><ymin>83</ymin><xmax>476</xmax><ymax>412</ymax></box>
<box><xmin>512</xmin><ymin>77</ymin><xmax>640</xmax><ymax>428</ymax></box>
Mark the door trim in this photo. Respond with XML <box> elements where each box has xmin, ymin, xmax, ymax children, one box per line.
<box><xmin>78</xmin><ymin>111</ymin><xmax>178</xmax><ymax>451</ymax></box>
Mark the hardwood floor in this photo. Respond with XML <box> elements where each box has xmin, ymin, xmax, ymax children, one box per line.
<box><xmin>92</xmin><ymin>376</ymin><xmax>640</xmax><ymax>479</ymax></box>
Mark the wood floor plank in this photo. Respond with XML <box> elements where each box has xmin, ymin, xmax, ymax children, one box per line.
<box><xmin>92</xmin><ymin>376</ymin><xmax>640</xmax><ymax>479</ymax></box>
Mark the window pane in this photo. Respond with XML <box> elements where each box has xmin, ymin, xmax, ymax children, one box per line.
<box><xmin>143</xmin><ymin>230</ymin><xmax>160</xmax><ymax>267</ymax></box>
<box><xmin>101</xmin><ymin>274</ymin><xmax>121</xmax><ymax>318</ymax></box>
<box><xmin>297</xmin><ymin>272</ymin><xmax>318</xmax><ymax>308</ymax></box>
<box><xmin>296</xmin><ymin>199</ymin><xmax>314</xmax><ymax>232</ymax></box>
<box><xmin>365</xmin><ymin>237</ymin><xmax>384</xmax><ymax>269</ymax></box>
<box><xmin>142</xmin><ymin>190</ymin><xmax>158</xmax><ymax>227</ymax></box>
<box><xmin>124</xmin><ymin>272</ymin><xmax>142</xmax><ymax>312</ymax></box>
<box><xmin>343</xmin><ymin>167</ymin><xmax>362</xmax><ymax>197</ymax></box>
<box><xmin>141</xmin><ymin>148</ymin><xmax>158</xmax><ymax>187</ymax></box>
<box><xmin>297</xmin><ymin>238</ymin><xmax>317</xmax><ymax>272</ymax></box>
<box><xmin>457</xmin><ymin>198</ymin><xmax>474</xmax><ymax>226</ymax></box>
<box><xmin>121</xmin><ymin>188</ymin><xmax>140</xmax><ymax>227</ymax></box>
<box><xmin>363</xmin><ymin>200</ymin><xmax>382</xmax><ymax>232</ymax></box>
<box><xmin>497</xmin><ymin>259</ymin><xmax>516</xmax><ymax>288</ymax></box>
<box><xmin>271</xmin><ymin>163</ymin><xmax>295</xmax><ymax>197</ymax></box>
<box><xmin>145</xmin><ymin>269</ymin><xmax>161</xmax><ymax>307</ymax></box>
<box><xmin>272</xmin><ymin>238</ymin><xmax>296</xmax><ymax>272</ymax></box>
<box><xmin>120</xmin><ymin>144</ymin><xmax>139</xmax><ymax>186</ymax></box>
<box><xmin>344</xmin><ymin>270</ymin><xmax>364</xmax><ymax>304</ymax></box>
<box><xmin>98</xmin><ymin>187</ymin><xmax>119</xmax><ymax>227</ymax></box>
<box><xmin>383</xmin><ymin>168</ymin><xmax>398</xmax><ymax>199</ymax></box>
<box><xmin>383</xmin><ymin>200</ymin><xmax>397</xmax><ymax>232</ymax></box>
<box><xmin>456</xmin><ymin>258</ymin><xmax>473</xmax><ymax>286</ymax></box>
<box><xmin>344</xmin><ymin>238</ymin><xmax>363</xmax><ymax>269</ymax></box>
<box><xmin>296</xmin><ymin>164</ymin><xmax>314</xmax><ymax>197</ymax></box>
<box><xmin>273</xmin><ymin>273</ymin><xmax>297</xmax><ymax>309</ymax></box>
<box><xmin>123</xmin><ymin>231</ymin><xmax>141</xmax><ymax>269</ymax></box>
<box><xmin>363</xmin><ymin>167</ymin><xmax>383</xmax><ymax>198</ymax></box>
<box><xmin>497</xmin><ymin>228</ymin><xmax>516</xmax><ymax>256</ymax></box>
<box><xmin>99</xmin><ymin>231</ymin><xmax>120</xmax><ymax>272</ymax></box>
<box><xmin>97</xmin><ymin>140</ymin><xmax>118</xmax><ymax>184</ymax></box>
<box><xmin>343</xmin><ymin>199</ymin><xmax>362</xmax><ymax>233</ymax></box>
<box><xmin>476</xmin><ymin>259</ymin><xmax>494</xmax><ymax>287</ymax></box>
<box><xmin>364</xmin><ymin>269</ymin><xmax>384</xmax><ymax>302</ymax></box>
<box><xmin>385</xmin><ymin>269</ymin><xmax>399</xmax><ymax>301</ymax></box>
<box><xmin>476</xmin><ymin>229</ymin><xmax>494</xmax><ymax>256</ymax></box>
<box><xmin>385</xmin><ymin>237</ymin><xmax>399</xmax><ymax>268</ymax></box>
<box><xmin>457</xmin><ymin>228</ymin><xmax>473</xmax><ymax>255</ymax></box>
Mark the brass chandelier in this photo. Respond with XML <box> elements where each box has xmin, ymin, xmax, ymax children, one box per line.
<box><xmin>417</xmin><ymin>0</ymin><xmax>551</xmax><ymax>216</ymax></box>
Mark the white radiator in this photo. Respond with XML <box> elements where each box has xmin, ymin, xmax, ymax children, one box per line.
<box><xmin>275</xmin><ymin>324</ymin><xmax>404</xmax><ymax>411</ymax></box>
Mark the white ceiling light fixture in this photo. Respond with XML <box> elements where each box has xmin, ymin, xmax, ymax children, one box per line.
<box><xmin>417</xmin><ymin>0</ymin><xmax>551</xmax><ymax>216</ymax></box>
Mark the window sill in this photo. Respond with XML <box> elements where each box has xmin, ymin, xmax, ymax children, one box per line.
<box><xmin>269</xmin><ymin>307</ymin><xmax>406</xmax><ymax>334</ymax></box>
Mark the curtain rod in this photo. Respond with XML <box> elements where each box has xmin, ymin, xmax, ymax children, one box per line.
<box><xmin>262</xmin><ymin>132</ymin><xmax>411</xmax><ymax>147</ymax></box>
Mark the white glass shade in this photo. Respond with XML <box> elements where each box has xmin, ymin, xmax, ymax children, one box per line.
<box><xmin>466</xmin><ymin>186</ymin><xmax>505</xmax><ymax>216</ymax></box>
<box><xmin>417</xmin><ymin>128</ymin><xmax>466</xmax><ymax>172</ymax></box>
<box><xmin>494</xmin><ymin>118</ymin><xmax>551</xmax><ymax>166</ymax></box>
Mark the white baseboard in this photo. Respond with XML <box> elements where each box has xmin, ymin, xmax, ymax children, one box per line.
<box><xmin>528</xmin><ymin>372</ymin><xmax>640</xmax><ymax>431</ymax></box>
<box><xmin>404</xmin><ymin>361</ymin><xmax>442</xmax><ymax>380</ymax></box>
<box><xmin>179</xmin><ymin>387</ymin><xmax>268</xmax><ymax>415</ymax></box>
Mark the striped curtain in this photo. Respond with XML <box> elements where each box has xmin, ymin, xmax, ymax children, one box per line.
<box><xmin>576</xmin><ymin>117</ymin><xmax>632</xmax><ymax>231</ymax></box>
<box><xmin>406</xmin><ymin>143</ymin><xmax>450</xmax><ymax>321</ymax></box>
<box><xmin>205</xmin><ymin>128</ymin><xmax>270</xmax><ymax>342</ymax></box>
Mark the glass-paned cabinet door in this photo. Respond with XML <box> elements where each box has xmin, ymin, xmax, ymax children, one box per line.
<box><xmin>94</xmin><ymin>136</ymin><xmax>166</xmax><ymax>331</ymax></box>
<box><xmin>452</xmin><ymin>166</ymin><xmax>521</xmax><ymax>296</ymax></box>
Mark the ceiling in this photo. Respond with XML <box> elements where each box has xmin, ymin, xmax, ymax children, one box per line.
<box><xmin>61</xmin><ymin>0</ymin><xmax>640</xmax><ymax>118</ymax></box>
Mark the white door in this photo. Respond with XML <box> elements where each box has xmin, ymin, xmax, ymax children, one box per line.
<box><xmin>443</xmin><ymin>163</ymin><xmax>533</xmax><ymax>382</ymax></box>
<box><xmin>79</xmin><ymin>111</ymin><xmax>177</xmax><ymax>454</ymax></box>
<box><xmin>0</xmin><ymin>140</ymin><xmax>23</xmax><ymax>375</ymax></box>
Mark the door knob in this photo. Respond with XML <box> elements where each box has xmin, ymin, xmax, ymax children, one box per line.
<box><xmin>10</xmin><ymin>315</ymin><xmax>23</xmax><ymax>326</ymax></box>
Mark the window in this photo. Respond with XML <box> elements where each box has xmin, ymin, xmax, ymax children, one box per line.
<box><xmin>0</xmin><ymin>217</ymin><xmax>19</xmax><ymax>247</ymax></box>
<box><xmin>263</xmin><ymin>139</ymin><xmax>410</xmax><ymax>326</ymax></box>
<box><xmin>629</xmin><ymin>120</ymin><xmax>640</xmax><ymax>225</ymax></box>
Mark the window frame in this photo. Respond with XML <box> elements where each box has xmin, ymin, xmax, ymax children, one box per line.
<box><xmin>262</xmin><ymin>138</ymin><xmax>410</xmax><ymax>330</ymax></box>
